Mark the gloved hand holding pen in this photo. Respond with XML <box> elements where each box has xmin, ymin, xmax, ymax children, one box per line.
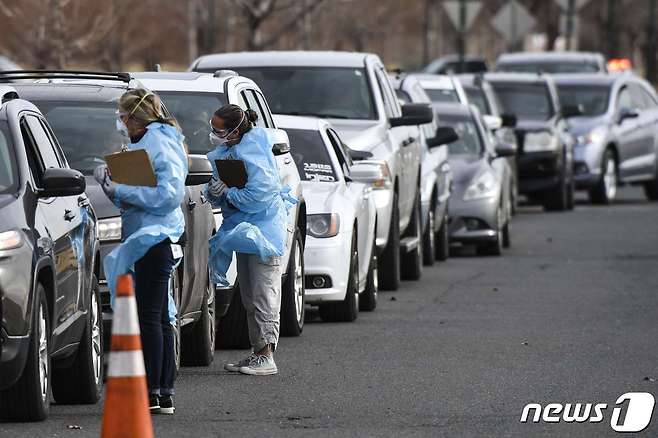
<box><xmin>207</xmin><ymin>177</ymin><xmax>228</xmax><ymax>198</ymax></box>
<box><xmin>93</xmin><ymin>164</ymin><xmax>117</xmax><ymax>200</ymax></box>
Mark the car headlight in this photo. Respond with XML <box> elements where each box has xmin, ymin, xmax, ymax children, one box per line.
<box><xmin>463</xmin><ymin>171</ymin><xmax>497</xmax><ymax>201</ymax></box>
<box><xmin>97</xmin><ymin>217</ymin><xmax>122</xmax><ymax>242</ymax></box>
<box><xmin>524</xmin><ymin>131</ymin><xmax>559</xmax><ymax>152</ymax></box>
<box><xmin>307</xmin><ymin>214</ymin><xmax>340</xmax><ymax>238</ymax></box>
<box><xmin>0</xmin><ymin>230</ymin><xmax>23</xmax><ymax>250</ymax></box>
<box><xmin>576</xmin><ymin>126</ymin><xmax>606</xmax><ymax>145</ymax></box>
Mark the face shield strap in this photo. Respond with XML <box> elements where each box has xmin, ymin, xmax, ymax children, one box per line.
<box><xmin>129</xmin><ymin>92</ymin><xmax>154</xmax><ymax>117</ymax></box>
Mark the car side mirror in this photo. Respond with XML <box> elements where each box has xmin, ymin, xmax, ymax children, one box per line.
<box><xmin>39</xmin><ymin>168</ymin><xmax>86</xmax><ymax>197</ymax></box>
<box><xmin>348</xmin><ymin>160</ymin><xmax>388</xmax><ymax>184</ymax></box>
<box><xmin>186</xmin><ymin>154</ymin><xmax>213</xmax><ymax>186</ymax></box>
<box><xmin>617</xmin><ymin>107</ymin><xmax>640</xmax><ymax>124</ymax></box>
<box><xmin>500</xmin><ymin>113</ymin><xmax>517</xmax><ymax>128</ymax></box>
<box><xmin>269</xmin><ymin>128</ymin><xmax>291</xmax><ymax>155</ymax></box>
<box><xmin>483</xmin><ymin>115</ymin><xmax>503</xmax><ymax>131</ymax></box>
<box><xmin>494</xmin><ymin>141</ymin><xmax>517</xmax><ymax>157</ymax></box>
<box><xmin>390</xmin><ymin>103</ymin><xmax>433</xmax><ymax>127</ymax></box>
<box><xmin>561</xmin><ymin>105</ymin><xmax>583</xmax><ymax>119</ymax></box>
<box><xmin>427</xmin><ymin>126</ymin><xmax>459</xmax><ymax>148</ymax></box>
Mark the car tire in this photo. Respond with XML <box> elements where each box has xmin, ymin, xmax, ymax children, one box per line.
<box><xmin>544</xmin><ymin>172</ymin><xmax>569</xmax><ymax>212</ymax></box>
<box><xmin>280</xmin><ymin>230</ymin><xmax>305</xmax><ymax>337</ymax></box>
<box><xmin>435</xmin><ymin>211</ymin><xmax>449</xmax><ymax>262</ymax></box>
<box><xmin>319</xmin><ymin>232</ymin><xmax>359</xmax><ymax>322</ymax></box>
<box><xmin>181</xmin><ymin>272</ymin><xmax>215</xmax><ymax>366</ymax></box>
<box><xmin>52</xmin><ymin>276</ymin><xmax>103</xmax><ymax>404</ymax></box>
<box><xmin>502</xmin><ymin>222</ymin><xmax>511</xmax><ymax>248</ymax></box>
<box><xmin>400</xmin><ymin>195</ymin><xmax>423</xmax><ymax>281</ymax></box>
<box><xmin>643</xmin><ymin>163</ymin><xmax>658</xmax><ymax>200</ymax></box>
<box><xmin>589</xmin><ymin>149</ymin><xmax>617</xmax><ymax>204</ymax></box>
<box><xmin>0</xmin><ymin>283</ymin><xmax>50</xmax><ymax>421</ymax></box>
<box><xmin>215</xmin><ymin>285</ymin><xmax>250</xmax><ymax>350</ymax></box>
<box><xmin>378</xmin><ymin>192</ymin><xmax>401</xmax><ymax>291</ymax></box>
<box><xmin>359</xmin><ymin>237</ymin><xmax>378</xmax><ymax>312</ymax></box>
<box><xmin>477</xmin><ymin>207</ymin><xmax>503</xmax><ymax>256</ymax></box>
<box><xmin>422</xmin><ymin>202</ymin><xmax>436</xmax><ymax>266</ymax></box>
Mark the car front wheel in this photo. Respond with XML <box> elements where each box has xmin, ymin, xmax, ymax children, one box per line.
<box><xmin>280</xmin><ymin>230</ymin><xmax>305</xmax><ymax>336</ymax></box>
<box><xmin>319</xmin><ymin>231</ymin><xmax>359</xmax><ymax>322</ymax></box>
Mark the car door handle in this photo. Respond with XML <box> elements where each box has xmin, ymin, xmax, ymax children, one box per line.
<box><xmin>64</xmin><ymin>209</ymin><xmax>76</xmax><ymax>222</ymax></box>
<box><xmin>402</xmin><ymin>137</ymin><xmax>414</xmax><ymax>147</ymax></box>
<box><xmin>284</xmin><ymin>158</ymin><xmax>292</xmax><ymax>164</ymax></box>
<box><xmin>188</xmin><ymin>198</ymin><xmax>197</xmax><ymax>211</ymax></box>
<box><xmin>77</xmin><ymin>196</ymin><xmax>90</xmax><ymax>207</ymax></box>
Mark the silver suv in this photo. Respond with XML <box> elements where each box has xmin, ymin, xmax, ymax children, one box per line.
<box><xmin>191</xmin><ymin>51</ymin><xmax>432</xmax><ymax>291</ymax></box>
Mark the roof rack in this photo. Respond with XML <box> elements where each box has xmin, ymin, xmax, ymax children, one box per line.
<box><xmin>0</xmin><ymin>70</ymin><xmax>132</xmax><ymax>83</ymax></box>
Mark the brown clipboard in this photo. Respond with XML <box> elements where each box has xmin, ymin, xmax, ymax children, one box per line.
<box><xmin>104</xmin><ymin>149</ymin><xmax>157</xmax><ymax>187</ymax></box>
<box><xmin>215</xmin><ymin>159</ymin><xmax>247</xmax><ymax>188</ymax></box>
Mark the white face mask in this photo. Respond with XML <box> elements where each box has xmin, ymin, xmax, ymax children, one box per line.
<box><xmin>116</xmin><ymin>117</ymin><xmax>129</xmax><ymax>138</ymax></box>
<box><xmin>209</xmin><ymin>131</ymin><xmax>227</xmax><ymax>147</ymax></box>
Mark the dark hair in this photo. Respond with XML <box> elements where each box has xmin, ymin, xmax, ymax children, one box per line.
<box><xmin>214</xmin><ymin>104</ymin><xmax>258</xmax><ymax>137</ymax></box>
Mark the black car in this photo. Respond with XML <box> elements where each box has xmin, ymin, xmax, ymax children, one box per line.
<box><xmin>0</xmin><ymin>71</ymin><xmax>216</xmax><ymax>368</ymax></box>
<box><xmin>0</xmin><ymin>86</ymin><xmax>102</xmax><ymax>421</ymax></box>
<box><xmin>496</xmin><ymin>51</ymin><xmax>607</xmax><ymax>74</ymax></box>
<box><xmin>486</xmin><ymin>73</ymin><xmax>579</xmax><ymax>211</ymax></box>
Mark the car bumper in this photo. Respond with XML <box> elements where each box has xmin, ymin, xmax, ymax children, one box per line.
<box><xmin>0</xmin><ymin>328</ymin><xmax>30</xmax><ymax>390</ymax></box>
<box><xmin>448</xmin><ymin>195</ymin><xmax>499</xmax><ymax>244</ymax></box>
<box><xmin>517</xmin><ymin>151</ymin><xmax>563</xmax><ymax>193</ymax></box>
<box><xmin>371</xmin><ymin>188</ymin><xmax>394</xmax><ymax>251</ymax></box>
<box><xmin>573</xmin><ymin>143</ymin><xmax>603</xmax><ymax>189</ymax></box>
<box><xmin>303</xmin><ymin>234</ymin><xmax>352</xmax><ymax>303</ymax></box>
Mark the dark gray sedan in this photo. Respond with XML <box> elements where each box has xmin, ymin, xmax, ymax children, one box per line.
<box><xmin>554</xmin><ymin>73</ymin><xmax>658</xmax><ymax>204</ymax></box>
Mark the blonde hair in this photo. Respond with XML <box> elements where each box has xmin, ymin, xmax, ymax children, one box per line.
<box><xmin>118</xmin><ymin>88</ymin><xmax>179</xmax><ymax>130</ymax></box>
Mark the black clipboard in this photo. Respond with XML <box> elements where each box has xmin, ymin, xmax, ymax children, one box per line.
<box><xmin>215</xmin><ymin>159</ymin><xmax>247</xmax><ymax>188</ymax></box>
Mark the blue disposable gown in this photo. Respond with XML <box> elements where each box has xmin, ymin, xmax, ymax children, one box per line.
<box><xmin>103</xmin><ymin>122</ymin><xmax>187</xmax><ymax>311</ymax></box>
<box><xmin>206</xmin><ymin>127</ymin><xmax>297</xmax><ymax>285</ymax></box>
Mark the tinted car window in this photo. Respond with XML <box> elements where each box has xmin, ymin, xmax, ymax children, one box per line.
<box><xmin>557</xmin><ymin>85</ymin><xmax>610</xmax><ymax>116</ymax></box>
<box><xmin>639</xmin><ymin>87</ymin><xmax>658</xmax><ymax>108</ymax></box>
<box><xmin>286</xmin><ymin>128</ymin><xmax>337</xmax><ymax>182</ymax></box>
<box><xmin>26</xmin><ymin>115</ymin><xmax>61</xmax><ymax>169</ymax></box>
<box><xmin>33</xmin><ymin>101</ymin><xmax>124</xmax><ymax>175</ymax></box>
<box><xmin>617</xmin><ymin>87</ymin><xmax>633</xmax><ymax>110</ymax></box>
<box><xmin>227</xmin><ymin>67</ymin><xmax>377</xmax><ymax>120</ymax></box>
<box><xmin>156</xmin><ymin>91</ymin><xmax>227</xmax><ymax>155</ymax></box>
<box><xmin>441</xmin><ymin>115</ymin><xmax>483</xmax><ymax>156</ymax></box>
<box><xmin>396</xmin><ymin>89</ymin><xmax>412</xmax><ymax>104</ymax></box>
<box><xmin>0</xmin><ymin>123</ymin><xmax>17</xmax><ymax>194</ymax></box>
<box><xmin>491</xmin><ymin>83</ymin><xmax>554</xmax><ymax>120</ymax></box>
<box><xmin>243</xmin><ymin>89</ymin><xmax>267</xmax><ymax>128</ymax></box>
<box><xmin>497</xmin><ymin>62</ymin><xmax>600</xmax><ymax>73</ymax></box>
<box><xmin>425</xmin><ymin>88</ymin><xmax>459</xmax><ymax>103</ymax></box>
<box><xmin>464</xmin><ymin>86</ymin><xmax>490</xmax><ymax>115</ymax></box>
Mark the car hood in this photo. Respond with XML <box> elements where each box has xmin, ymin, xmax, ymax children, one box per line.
<box><xmin>301</xmin><ymin>181</ymin><xmax>344</xmax><ymax>214</ymax></box>
<box><xmin>448</xmin><ymin>154</ymin><xmax>487</xmax><ymax>186</ymax></box>
<box><xmin>85</xmin><ymin>176</ymin><xmax>120</xmax><ymax>219</ymax></box>
<box><xmin>565</xmin><ymin>115</ymin><xmax>609</xmax><ymax>136</ymax></box>
<box><xmin>329</xmin><ymin>120</ymin><xmax>386</xmax><ymax>152</ymax></box>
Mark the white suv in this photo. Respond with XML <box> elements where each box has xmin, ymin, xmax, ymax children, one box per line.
<box><xmin>133</xmin><ymin>71</ymin><xmax>307</xmax><ymax>348</ymax></box>
<box><xmin>191</xmin><ymin>51</ymin><xmax>433</xmax><ymax>291</ymax></box>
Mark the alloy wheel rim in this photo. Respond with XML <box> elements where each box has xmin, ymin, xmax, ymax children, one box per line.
<box><xmin>38</xmin><ymin>303</ymin><xmax>48</xmax><ymax>402</ymax></box>
<box><xmin>604</xmin><ymin>159</ymin><xmax>617</xmax><ymax>201</ymax></box>
<box><xmin>428</xmin><ymin>210</ymin><xmax>435</xmax><ymax>255</ymax></box>
<box><xmin>372</xmin><ymin>250</ymin><xmax>379</xmax><ymax>294</ymax></box>
<box><xmin>90</xmin><ymin>291</ymin><xmax>102</xmax><ymax>384</ymax></box>
<box><xmin>293</xmin><ymin>241</ymin><xmax>304</xmax><ymax>324</ymax></box>
<box><xmin>207</xmin><ymin>278</ymin><xmax>215</xmax><ymax>346</ymax></box>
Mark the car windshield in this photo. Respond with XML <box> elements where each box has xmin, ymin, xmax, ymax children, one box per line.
<box><xmin>441</xmin><ymin>115</ymin><xmax>483</xmax><ymax>156</ymax></box>
<box><xmin>497</xmin><ymin>62</ymin><xmax>600</xmax><ymax>74</ymax></box>
<box><xmin>557</xmin><ymin>85</ymin><xmax>610</xmax><ymax>116</ymax></box>
<box><xmin>35</xmin><ymin>101</ymin><xmax>124</xmax><ymax>175</ymax></box>
<box><xmin>0</xmin><ymin>122</ymin><xmax>17</xmax><ymax>194</ymax></box>
<box><xmin>221</xmin><ymin>67</ymin><xmax>376</xmax><ymax>120</ymax></box>
<box><xmin>424</xmin><ymin>88</ymin><xmax>459</xmax><ymax>103</ymax></box>
<box><xmin>491</xmin><ymin>83</ymin><xmax>554</xmax><ymax>120</ymax></box>
<box><xmin>464</xmin><ymin>86</ymin><xmax>490</xmax><ymax>114</ymax></box>
<box><xmin>286</xmin><ymin>128</ymin><xmax>337</xmax><ymax>182</ymax></box>
<box><xmin>157</xmin><ymin>91</ymin><xmax>227</xmax><ymax>155</ymax></box>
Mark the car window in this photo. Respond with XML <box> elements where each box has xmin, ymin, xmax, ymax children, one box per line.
<box><xmin>617</xmin><ymin>87</ymin><xmax>633</xmax><ymax>110</ymax></box>
<box><xmin>375</xmin><ymin>68</ymin><xmax>397</xmax><ymax>118</ymax></box>
<box><xmin>396</xmin><ymin>89</ymin><xmax>412</xmax><ymax>105</ymax></box>
<box><xmin>236</xmin><ymin>91</ymin><xmax>248</xmax><ymax>111</ymax></box>
<box><xmin>286</xmin><ymin>128</ymin><xmax>337</xmax><ymax>182</ymax></box>
<box><xmin>156</xmin><ymin>91</ymin><xmax>227</xmax><ymax>155</ymax></box>
<box><xmin>628</xmin><ymin>84</ymin><xmax>648</xmax><ymax>110</ymax></box>
<box><xmin>424</xmin><ymin>88</ymin><xmax>459</xmax><ymax>103</ymax></box>
<box><xmin>497</xmin><ymin>62</ymin><xmax>601</xmax><ymax>73</ymax></box>
<box><xmin>253</xmin><ymin>91</ymin><xmax>275</xmax><ymax>128</ymax></box>
<box><xmin>243</xmin><ymin>90</ymin><xmax>267</xmax><ymax>128</ymax></box>
<box><xmin>556</xmin><ymin>85</ymin><xmax>610</xmax><ymax>116</ymax></box>
<box><xmin>227</xmin><ymin>67</ymin><xmax>377</xmax><ymax>120</ymax></box>
<box><xmin>25</xmin><ymin>115</ymin><xmax>62</xmax><ymax>169</ymax></box>
<box><xmin>0</xmin><ymin>122</ymin><xmax>17</xmax><ymax>194</ymax></box>
<box><xmin>440</xmin><ymin>115</ymin><xmax>483</xmax><ymax>156</ymax></box>
<box><xmin>326</xmin><ymin>128</ymin><xmax>352</xmax><ymax>176</ymax></box>
<box><xmin>464</xmin><ymin>86</ymin><xmax>490</xmax><ymax>115</ymax></box>
<box><xmin>639</xmin><ymin>87</ymin><xmax>658</xmax><ymax>108</ymax></box>
<box><xmin>490</xmin><ymin>83</ymin><xmax>554</xmax><ymax>120</ymax></box>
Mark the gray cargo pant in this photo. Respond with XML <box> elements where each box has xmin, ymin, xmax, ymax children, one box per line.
<box><xmin>236</xmin><ymin>253</ymin><xmax>282</xmax><ymax>352</ymax></box>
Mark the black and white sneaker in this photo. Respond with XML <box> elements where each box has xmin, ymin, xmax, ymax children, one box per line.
<box><xmin>158</xmin><ymin>395</ymin><xmax>175</xmax><ymax>415</ymax></box>
<box><xmin>224</xmin><ymin>353</ymin><xmax>256</xmax><ymax>372</ymax></box>
<box><xmin>149</xmin><ymin>394</ymin><xmax>160</xmax><ymax>413</ymax></box>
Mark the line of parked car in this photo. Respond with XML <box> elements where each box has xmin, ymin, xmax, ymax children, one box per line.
<box><xmin>1</xmin><ymin>48</ymin><xmax>657</xmax><ymax>422</ymax></box>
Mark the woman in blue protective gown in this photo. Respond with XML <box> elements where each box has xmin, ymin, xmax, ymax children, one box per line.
<box><xmin>206</xmin><ymin>104</ymin><xmax>295</xmax><ymax>376</ymax></box>
<box><xmin>94</xmin><ymin>89</ymin><xmax>186</xmax><ymax>414</ymax></box>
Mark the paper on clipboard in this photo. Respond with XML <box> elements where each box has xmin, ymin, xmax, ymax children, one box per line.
<box><xmin>105</xmin><ymin>149</ymin><xmax>157</xmax><ymax>187</ymax></box>
<box><xmin>215</xmin><ymin>159</ymin><xmax>247</xmax><ymax>188</ymax></box>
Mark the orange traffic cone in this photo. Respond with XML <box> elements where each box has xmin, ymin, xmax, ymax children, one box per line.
<box><xmin>102</xmin><ymin>274</ymin><xmax>154</xmax><ymax>438</ymax></box>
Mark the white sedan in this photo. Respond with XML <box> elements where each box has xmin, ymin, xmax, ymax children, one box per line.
<box><xmin>275</xmin><ymin>115</ymin><xmax>379</xmax><ymax>322</ymax></box>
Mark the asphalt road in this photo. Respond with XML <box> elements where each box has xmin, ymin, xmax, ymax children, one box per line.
<box><xmin>2</xmin><ymin>186</ymin><xmax>658</xmax><ymax>437</ymax></box>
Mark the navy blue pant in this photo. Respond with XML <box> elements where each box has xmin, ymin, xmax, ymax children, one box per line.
<box><xmin>134</xmin><ymin>239</ymin><xmax>176</xmax><ymax>396</ymax></box>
